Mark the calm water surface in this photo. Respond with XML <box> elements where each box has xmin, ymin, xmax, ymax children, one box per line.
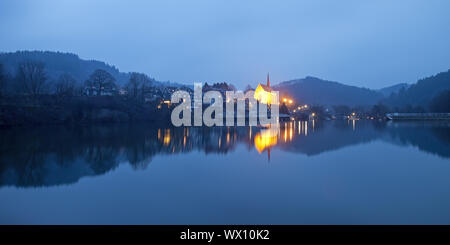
<box><xmin>1</xmin><ymin>120</ymin><xmax>450</xmax><ymax>224</ymax></box>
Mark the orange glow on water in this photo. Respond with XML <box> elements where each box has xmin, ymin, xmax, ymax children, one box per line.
<box><xmin>254</xmin><ymin>128</ymin><xmax>278</xmax><ymax>153</ymax></box>
<box><xmin>163</xmin><ymin>129</ymin><xmax>171</xmax><ymax>146</ymax></box>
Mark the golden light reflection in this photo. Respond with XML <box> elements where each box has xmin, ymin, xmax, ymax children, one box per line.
<box><xmin>305</xmin><ymin>121</ymin><xmax>308</xmax><ymax>136</ymax></box>
<box><xmin>284</xmin><ymin>123</ymin><xmax>288</xmax><ymax>142</ymax></box>
<box><xmin>156</xmin><ymin>120</ymin><xmax>320</xmax><ymax>159</ymax></box>
<box><xmin>254</xmin><ymin>122</ymin><xmax>300</xmax><ymax>156</ymax></box>
<box><xmin>254</xmin><ymin>128</ymin><xmax>278</xmax><ymax>153</ymax></box>
<box><xmin>284</xmin><ymin>129</ymin><xmax>287</xmax><ymax>142</ymax></box>
<box><xmin>163</xmin><ymin>129</ymin><xmax>171</xmax><ymax>146</ymax></box>
<box><xmin>289</xmin><ymin>126</ymin><xmax>293</xmax><ymax>141</ymax></box>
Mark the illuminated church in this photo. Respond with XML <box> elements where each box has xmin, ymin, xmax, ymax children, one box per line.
<box><xmin>254</xmin><ymin>73</ymin><xmax>275</xmax><ymax>104</ymax></box>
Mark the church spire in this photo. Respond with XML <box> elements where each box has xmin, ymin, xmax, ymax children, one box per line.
<box><xmin>267</xmin><ymin>73</ymin><xmax>270</xmax><ymax>87</ymax></box>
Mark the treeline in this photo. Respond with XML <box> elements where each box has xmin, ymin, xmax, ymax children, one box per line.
<box><xmin>0</xmin><ymin>51</ymin><xmax>130</xmax><ymax>85</ymax></box>
<box><xmin>287</xmin><ymin>69</ymin><xmax>450</xmax><ymax>119</ymax></box>
<box><xmin>288</xmin><ymin>102</ymin><xmax>434</xmax><ymax>121</ymax></box>
<box><xmin>0</xmin><ymin>61</ymin><xmax>173</xmax><ymax>126</ymax></box>
<box><xmin>382</xmin><ymin>69</ymin><xmax>450</xmax><ymax>113</ymax></box>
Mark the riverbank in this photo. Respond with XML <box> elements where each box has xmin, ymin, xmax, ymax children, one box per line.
<box><xmin>386</xmin><ymin>113</ymin><xmax>450</xmax><ymax>120</ymax></box>
<box><xmin>0</xmin><ymin>96</ymin><xmax>171</xmax><ymax>126</ymax></box>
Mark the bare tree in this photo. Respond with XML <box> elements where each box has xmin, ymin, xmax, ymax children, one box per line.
<box><xmin>126</xmin><ymin>72</ymin><xmax>141</xmax><ymax>98</ymax></box>
<box><xmin>125</xmin><ymin>72</ymin><xmax>152</xmax><ymax>101</ymax></box>
<box><xmin>16</xmin><ymin>61</ymin><xmax>48</xmax><ymax>97</ymax></box>
<box><xmin>85</xmin><ymin>69</ymin><xmax>116</xmax><ymax>96</ymax></box>
<box><xmin>55</xmin><ymin>73</ymin><xmax>77</xmax><ymax>98</ymax></box>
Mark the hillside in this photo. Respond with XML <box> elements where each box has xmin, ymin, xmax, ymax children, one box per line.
<box><xmin>0</xmin><ymin>51</ymin><xmax>132</xmax><ymax>85</ymax></box>
<box><xmin>274</xmin><ymin>76</ymin><xmax>384</xmax><ymax>106</ymax></box>
<box><xmin>0</xmin><ymin>51</ymin><xmax>183</xmax><ymax>87</ymax></box>
<box><xmin>383</xmin><ymin>69</ymin><xmax>450</xmax><ymax>107</ymax></box>
<box><xmin>378</xmin><ymin>83</ymin><xmax>409</xmax><ymax>97</ymax></box>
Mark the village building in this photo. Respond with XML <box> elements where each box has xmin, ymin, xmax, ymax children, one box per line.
<box><xmin>254</xmin><ymin>73</ymin><xmax>275</xmax><ymax>105</ymax></box>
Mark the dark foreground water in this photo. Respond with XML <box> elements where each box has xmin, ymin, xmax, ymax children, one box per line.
<box><xmin>0</xmin><ymin>120</ymin><xmax>449</xmax><ymax>224</ymax></box>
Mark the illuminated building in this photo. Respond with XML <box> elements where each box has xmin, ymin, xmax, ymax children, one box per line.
<box><xmin>254</xmin><ymin>73</ymin><xmax>275</xmax><ymax>105</ymax></box>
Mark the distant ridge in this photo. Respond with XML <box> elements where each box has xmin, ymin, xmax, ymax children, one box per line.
<box><xmin>378</xmin><ymin>83</ymin><xmax>409</xmax><ymax>97</ymax></box>
<box><xmin>383</xmin><ymin>69</ymin><xmax>450</xmax><ymax>107</ymax></box>
<box><xmin>0</xmin><ymin>50</ymin><xmax>184</xmax><ymax>87</ymax></box>
<box><xmin>2</xmin><ymin>51</ymin><xmax>448</xmax><ymax>109</ymax></box>
<box><xmin>274</xmin><ymin>76</ymin><xmax>384</xmax><ymax>106</ymax></box>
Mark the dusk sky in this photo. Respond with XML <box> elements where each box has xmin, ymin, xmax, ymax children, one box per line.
<box><xmin>1</xmin><ymin>0</ymin><xmax>449</xmax><ymax>89</ymax></box>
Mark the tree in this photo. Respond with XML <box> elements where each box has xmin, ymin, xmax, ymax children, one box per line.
<box><xmin>403</xmin><ymin>104</ymin><xmax>414</xmax><ymax>113</ymax></box>
<box><xmin>244</xmin><ymin>84</ymin><xmax>253</xmax><ymax>92</ymax></box>
<box><xmin>310</xmin><ymin>105</ymin><xmax>326</xmax><ymax>118</ymax></box>
<box><xmin>279</xmin><ymin>102</ymin><xmax>289</xmax><ymax>114</ymax></box>
<box><xmin>0</xmin><ymin>63</ymin><xmax>5</xmax><ymax>98</ymax></box>
<box><xmin>16</xmin><ymin>61</ymin><xmax>48</xmax><ymax>96</ymax></box>
<box><xmin>413</xmin><ymin>105</ymin><xmax>426</xmax><ymax>113</ymax></box>
<box><xmin>332</xmin><ymin>105</ymin><xmax>351</xmax><ymax>115</ymax></box>
<box><xmin>429</xmin><ymin>90</ymin><xmax>450</xmax><ymax>112</ymax></box>
<box><xmin>125</xmin><ymin>72</ymin><xmax>152</xmax><ymax>101</ymax></box>
<box><xmin>85</xmin><ymin>69</ymin><xmax>116</xmax><ymax>96</ymax></box>
<box><xmin>55</xmin><ymin>73</ymin><xmax>77</xmax><ymax>97</ymax></box>
<box><xmin>370</xmin><ymin>103</ymin><xmax>390</xmax><ymax>118</ymax></box>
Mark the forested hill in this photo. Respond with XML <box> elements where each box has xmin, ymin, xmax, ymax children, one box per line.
<box><xmin>0</xmin><ymin>51</ymin><xmax>185</xmax><ymax>87</ymax></box>
<box><xmin>383</xmin><ymin>69</ymin><xmax>450</xmax><ymax>107</ymax></box>
<box><xmin>274</xmin><ymin>76</ymin><xmax>384</xmax><ymax>106</ymax></box>
<box><xmin>378</xmin><ymin>83</ymin><xmax>409</xmax><ymax>97</ymax></box>
<box><xmin>0</xmin><ymin>51</ymin><xmax>132</xmax><ymax>85</ymax></box>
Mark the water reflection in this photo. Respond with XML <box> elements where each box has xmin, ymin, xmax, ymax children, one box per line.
<box><xmin>0</xmin><ymin>120</ymin><xmax>449</xmax><ymax>188</ymax></box>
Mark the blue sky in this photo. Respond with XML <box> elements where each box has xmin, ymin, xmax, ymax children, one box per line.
<box><xmin>1</xmin><ymin>0</ymin><xmax>449</xmax><ymax>89</ymax></box>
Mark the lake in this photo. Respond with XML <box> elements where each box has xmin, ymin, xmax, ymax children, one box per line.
<box><xmin>1</xmin><ymin>120</ymin><xmax>450</xmax><ymax>224</ymax></box>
